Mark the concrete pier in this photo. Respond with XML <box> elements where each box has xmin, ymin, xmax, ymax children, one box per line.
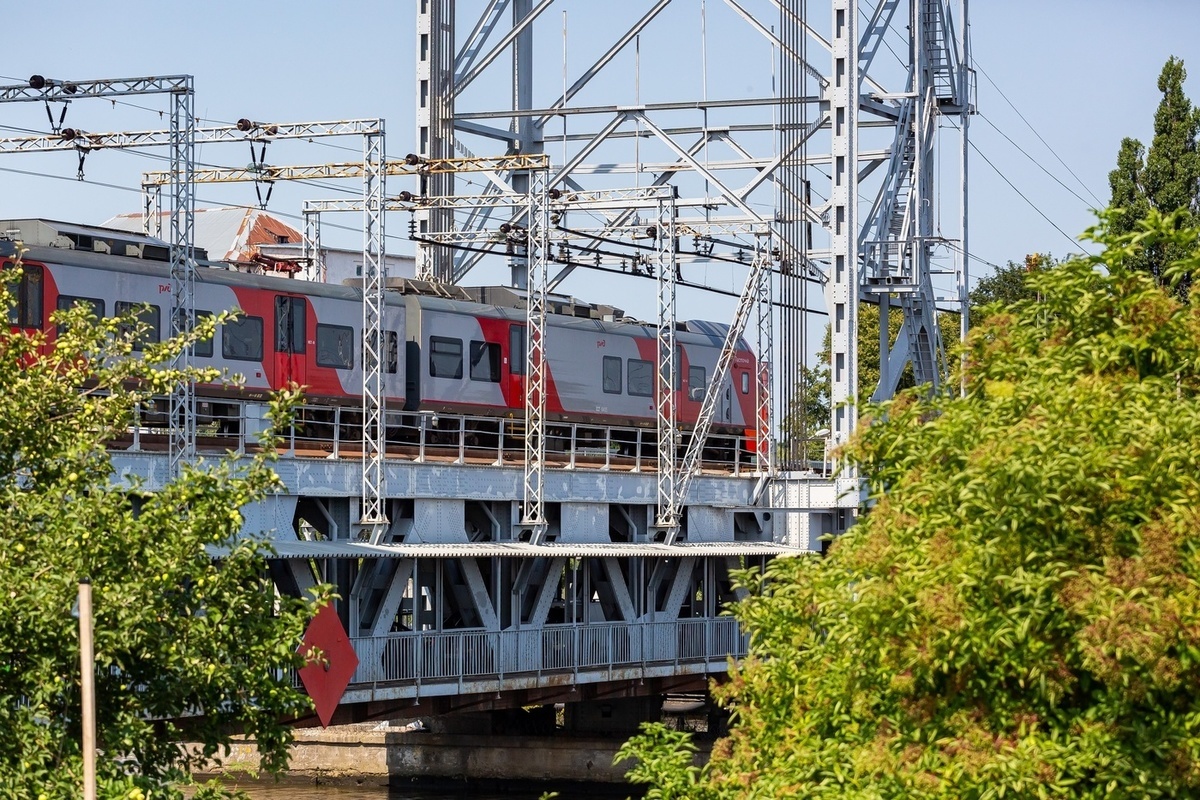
<box><xmin>202</xmin><ymin>698</ymin><xmax>717</xmax><ymax>787</ymax></box>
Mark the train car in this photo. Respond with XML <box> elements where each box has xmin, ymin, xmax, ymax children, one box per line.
<box><xmin>2</xmin><ymin>219</ymin><xmax>406</xmax><ymax>424</ymax></box>
<box><xmin>3</xmin><ymin>218</ymin><xmax>761</xmax><ymax>446</ymax></box>
<box><xmin>402</xmin><ymin>294</ymin><xmax>758</xmax><ymax>433</ymax></box>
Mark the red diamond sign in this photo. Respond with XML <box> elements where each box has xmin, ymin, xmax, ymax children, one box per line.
<box><xmin>298</xmin><ymin>602</ymin><xmax>359</xmax><ymax>727</ymax></box>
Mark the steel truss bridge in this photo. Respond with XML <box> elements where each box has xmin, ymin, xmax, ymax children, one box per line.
<box><xmin>2</xmin><ymin>0</ymin><xmax>971</xmax><ymax>723</ymax></box>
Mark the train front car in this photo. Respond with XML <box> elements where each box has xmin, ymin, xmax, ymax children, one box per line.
<box><xmin>0</xmin><ymin>219</ymin><xmax>408</xmax><ymax>450</ymax></box>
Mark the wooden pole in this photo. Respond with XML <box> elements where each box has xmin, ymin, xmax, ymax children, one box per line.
<box><xmin>78</xmin><ymin>580</ymin><xmax>96</xmax><ymax>800</ymax></box>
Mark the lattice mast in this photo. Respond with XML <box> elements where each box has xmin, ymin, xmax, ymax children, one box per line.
<box><xmin>521</xmin><ymin>169</ymin><xmax>551</xmax><ymax>542</ymax></box>
<box><xmin>416</xmin><ymin>0</ymin><xmax>457</xmax><ymax>282</ymax></box>
<box><xmin>0</xmin><ymin>75</ymin><xmax>198</xmax><ymax>476</ymax></box>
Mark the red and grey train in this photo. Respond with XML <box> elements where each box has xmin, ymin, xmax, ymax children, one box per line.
<box><xmin>3</xmin><ymin>219</ymin><xmax>761</xmax><ymax>446</ymax></box>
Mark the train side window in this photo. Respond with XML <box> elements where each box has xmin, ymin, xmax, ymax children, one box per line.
<box><xmin>740</xmin><ymin>371</ymin><xmax>750</xmax><ymax>394</ymax></box>
<box><xmin>222</xmin><ymin>315</ymin><xmax>264</xmax><ymax>361</ymax></box>
<box><xmin>469</xmin><ymin>340</ymin><xmax>501</xmax><ymax>383</ymax></box>
<box><xmin>429</xmin><ymin>336</ymin><xmax>463</xmax><ymax>379</ymax></box>
<box><xmin>114</xmin><ymin>301</ymin><xmax>160</xmax><ymax>351</ymax></box>
<box><xmin>316</xmin><ymin>323</ymin><xmax>354</xmax><ymax>369</ymax></box>
<box><xmin>688</xmin><ymin>365</ymin><xmax>707</xmax><ymax>400</ymax></box>
<box><xmin>509</xmin><ymin>325</ymin><xmax>526</xmax><ymax>375</ymax></box>
<box><xmin>602</xmin><ymin>356</ymin><xmax>622</xmax><ymax>394</ymax></box>
<box><xmin>54</xmin><ymin>295</ymin><xmax>104</xmax><ymax>335</ymax></box>
<box><xmin>274</xmin><ymin>296</ymin><xmax>306</xmax><ymax>354</ymax></box>
<box><xmin>628</xmin><ymin>358</ymin><xmax>653</xmax><ymax>397</ymax></box>
<box><xmin>386</xmin><ymin>330</ymin><xmax>399</xmax><ymax>374</ymax></box>
<box><xmin>193</xmin><ymin>310</ymin><xmax>214</xmax><ymax>358</ymax></box>
<box><xmin>6</xmin><ymin>263</ymin><xmax>43</xmax><ymax>328</ymax></box>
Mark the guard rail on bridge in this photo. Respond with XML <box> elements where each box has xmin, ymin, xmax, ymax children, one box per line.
<box><xmin>336</xmin><ymin>617</ymin><xmax>748</xmax><ymax>702</ymax></box>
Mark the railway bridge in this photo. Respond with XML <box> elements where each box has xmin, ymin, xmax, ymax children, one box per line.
<box><xmin>111</xmin><ymin>407</ymin><xmax>855</xmax><ymax>726</ymax></box>
<box><xmin>0</xmin><ymin>0</ymin><xmax>971</xmax><ymax>741</ymax></box>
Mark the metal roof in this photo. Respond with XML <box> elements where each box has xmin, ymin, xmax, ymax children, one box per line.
<box><xmin>215</xmin><ymin>539</ymin><xmax>802</xmax><ymax>560</ymax></box>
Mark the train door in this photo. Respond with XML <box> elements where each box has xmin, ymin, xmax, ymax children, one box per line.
<box><xmin>6</xmin><ymin>261</ymin><xmax>43</xmax><ymax>333</ymax></box>
<box><xmin>274</xmin><ymin>294</ymin><xmax>307</xmax><ymax>387</ymax></box>
<box><xmin>507</xmin><ymin>322</ymin><xmax>527</xmax><ymax>409</ymax></box>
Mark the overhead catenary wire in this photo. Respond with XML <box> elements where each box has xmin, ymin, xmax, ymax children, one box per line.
<box><xmin>940</xmin><ymin>239</ymin><xmax>1005</xmax><ymax>272</ymax></box>
<box><xmin>410</xmin><ymin>232</ymin><xmax>829</xmax><ymax>316</ymax></box>
<box><xmin>975</xmin><ymin>62</ymin><xmax>1105</xmax><ymax>207</ymax></box>
<box><xmin>977</xmin><ymin>112</ymin><xmax>1095</xmax><ymax>209</ymax></box>
<box><xmin>947</xmin><ymin>119</ymin><xmax>1090</xmax><ymax>256</ymax></box>
<box><xmin>0</xmin><ymin>163</ymin><xmax>413</xmax><ymax>248</ymax></box>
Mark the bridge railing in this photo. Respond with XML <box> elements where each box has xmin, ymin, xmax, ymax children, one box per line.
<box><xmin>119</xmin><ymin>398</ymin><xmax>761</xmax><ymax>474</ymax></box>
<box><xmin>346</xmin><ymin>617</ymin><xmax>748</xmax><ymax>688</ymax></box>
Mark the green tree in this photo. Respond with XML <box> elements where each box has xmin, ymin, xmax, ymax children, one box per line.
<box><xmin>0</xmin><ymin>252</ymin><xmax>328</xmax><ymax>798</ymax></box>
<box><xmin>778</xmin><ymin>360</ymin><xmax>830</xmax><ymax>464</ymax></box>
<box><xmin>619</xmin><ymin>207</ymin><xmax>1200</xmax><ymax>797</ymax></box>
<box><xmin>781</xmin><ymin>251</ymin><xmax>1049</xmax><ymax>455</ymax></box>
<box><xmin>1108</xmin><ymin>56</ymin><xmax>1200</xmax><ymax>293</ymax></box>
<box><xmin>968</xmin><ymin>253</ymin><xmax>1055</xmax><ymax>326</ymax></box>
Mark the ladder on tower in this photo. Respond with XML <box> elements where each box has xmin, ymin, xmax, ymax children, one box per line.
<box><xmin>923</xmin><ymin>0</ymin><xmax>960</xmax><ymax>104</ymax></box>
<box><xmin>885</xmin><ymin>113</ymin><xmax>918</xmax><ymax>281</ymax></box>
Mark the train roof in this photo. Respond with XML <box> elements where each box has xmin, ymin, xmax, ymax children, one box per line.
<box><xmin>0</xmin><ymin>221</ymin><xmax>374</xmax><ymax>305</ymax></box>
<box><xmin>0</xmin><ymin>217</ymin><xmax>752</xmax><ymax>351</ymax></box>
<box><xmin>406</xmin><ymin>292</ymin><xmax>750</xmax><ymax>349</ymax></box>
<box><xmin>0</xmin><ymin>217</ymin><xmax>199</xmax><ymax>262</ymax></box>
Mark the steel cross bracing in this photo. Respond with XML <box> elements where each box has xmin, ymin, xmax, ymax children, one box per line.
<box><xmin>141</xmin><ymin>154</ymin><xmax>549</xmax><ymax>187</ymax></box>
<box><xmin>0</xmin><ymin>119</ymin><xmax>386</xmax><ymax>154</ymax></box>
<box><xmin>0</xmin><ymin>74</ymin><xmax>198</xmax><ymax>476</ymax></box>
<box><xmin>860</xmin><ymin>0</ymin><xmax>971</xmax><ymax>404</ymax></box>
<box><xmin>168</xmin><ymin>88</ymin><xmax>197</xmax><ymax>475</ymax></box>
<box><xmin>361</xmin><ymin>130</ymin><xmax>388</xmax><ymax>535</ymax></box>
<box><xmin>127</xmin><ymin>119</ymin><xmax>385</xmax><ymax>235</ymax></box>
<box><xmin>409</xmin><ymin>0</ymin><xmax>971</xmax><ymax>534</ymax></box>
<box><xmin>0</xmin><ymin>118</ymin><xmax>386</xmax><ymax>241</ymax></box>
<box><xmin>302</xmin><ymin>207</ymin><xmax>324</xmax><ymax>282</ymax></box>
<box><xmin>0</xmin><ymin>75</ymin><xmax>193</xmax><ymax>103</ymax></box>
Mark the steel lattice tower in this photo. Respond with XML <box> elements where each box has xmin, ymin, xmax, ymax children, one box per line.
<box><xmin>414</xmin><ymin>0</ymin><xmax>973</xmax><ymax>532</ymax></box>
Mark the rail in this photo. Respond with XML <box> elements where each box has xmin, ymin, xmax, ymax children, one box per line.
<box><xmin>345</xmin><ymin>617</ymin><xmax>748</xmax><ymax>688</ymax></box>
<box><xmin>113</xmin><ymin>398</ymin><xmax>820</xmax><ymax>476</ymax></box>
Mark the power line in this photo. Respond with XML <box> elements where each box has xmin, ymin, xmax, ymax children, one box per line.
<box><xmin>956</xmin><ymin>126</ymin><xmax>1091</xmax><ymax>256</ymax></box>
<box><xmin>977</xmin><ymin>112</ymin><xmax>1095</xmax><ymax>209</ymax></box>
<box><xmin>940</xmin><ymin>239</ymin><xmax>1004</xmax><ymax>272</ymax></box>
<box><xmin>975</xmin><ymin>61</ymin><xmax>1106</xmax><ymax>207</ymax></box>
<box><xmin>0</xmin><ymin>163</ymin><xmax>414</xmax><ymax>248</ymax></box>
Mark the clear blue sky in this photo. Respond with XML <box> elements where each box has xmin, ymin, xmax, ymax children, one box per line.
<box><xmin>0</xmin><ymin>0</ymin><xmax>1197</xmax><ymax>322</ymax></box>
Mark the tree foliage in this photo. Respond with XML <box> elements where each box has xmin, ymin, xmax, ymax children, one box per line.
<box><xmin>620</xmin><ymin>208</ymin><xmax>1200</xmax><ymax>797</ymax></box>
<box><xmin>0</xmin><ymin>252</ymin><xmax>328</xmax><ymax>798</ymax></box>
<box><xmin>968</xmin><ymin>253</ymin><xmax>1055</xmax><ymax>326</ymax></box>
<box><xmin>781</xmin><ymin>301</ymin><xmax>960</xmax><ymax>452</ymax></box>
<box><xmin>1108</xmin><ymin>56</ymin><xmax>1200</xmax><ymax>293</ymax></box>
